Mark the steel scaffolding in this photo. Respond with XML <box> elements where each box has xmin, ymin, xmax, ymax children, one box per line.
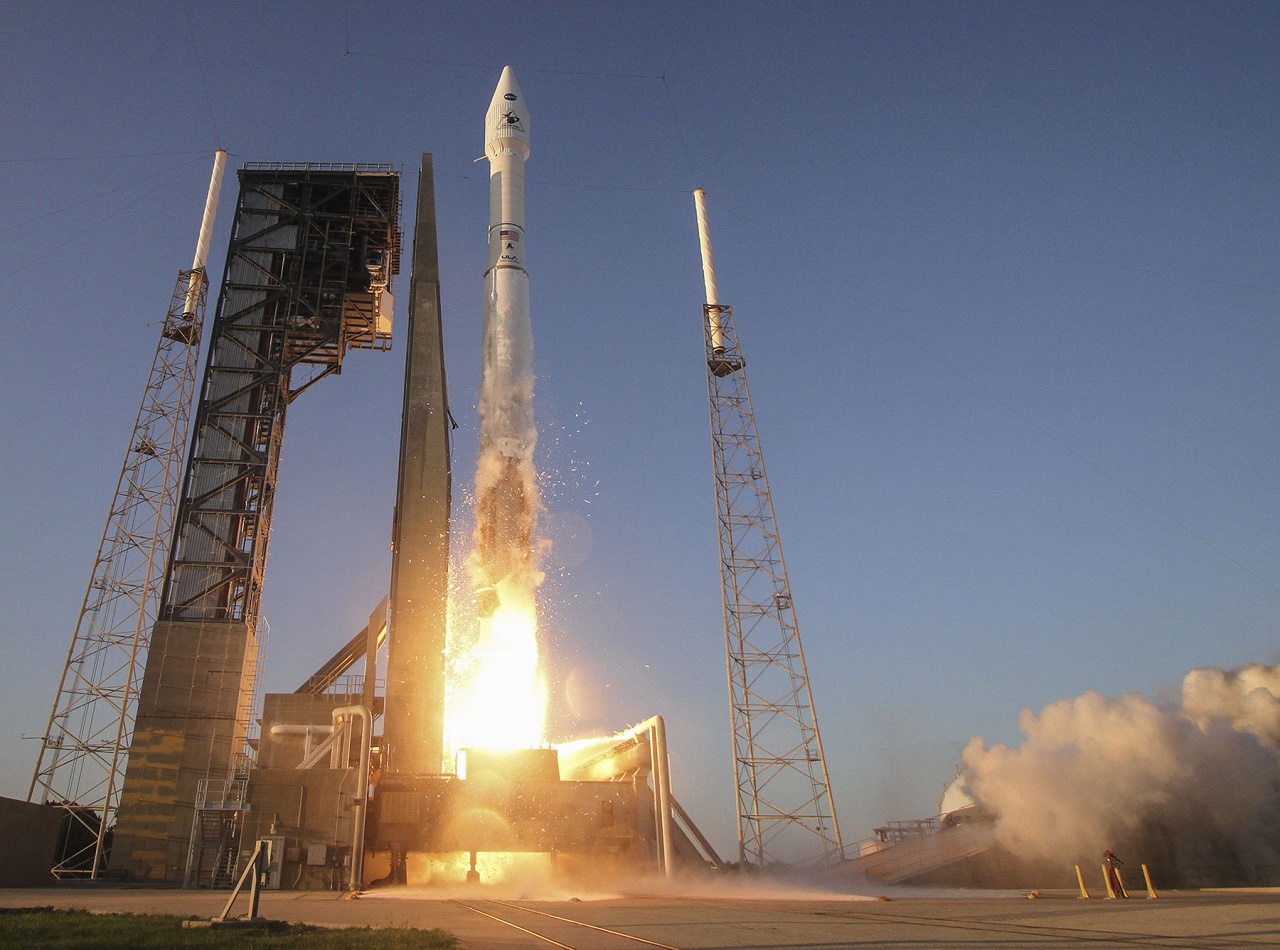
<box><xmin>110</xmin><ymin>164</ymin><xmax>401</xmax><ymax>882</ymax></box>
<box><xmin>28</xmin><ymin>268</ymin><xmax>210</xmax><ymax>878</ymax></box>
<box><xmin>695</xmin><ymin>190</ymin><xmax>842</xmax><ymax>869</ymax></box>
<box><xmin>29</xmin><ymin>153</ymin><xmax>228</xmax><ymax>879</ymax></box>
<box><xmin>160</xmin><ymin>165</ymin><xmax>400</xmax><ymax>626</ymax></box>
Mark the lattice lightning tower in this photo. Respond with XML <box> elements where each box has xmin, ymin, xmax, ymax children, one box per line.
<box><xmin>28</xmin><ymin>153</ymin><xmax>228</xmax><ymax>878</ymax></box>
<box><xmin>693</xmin><ymin>189</ymin><xmax>842</xmax><ymax>869</ymax></box>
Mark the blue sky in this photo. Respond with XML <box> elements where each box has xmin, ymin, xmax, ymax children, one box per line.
<box><xmin>1</xmin><ymin>1</ymin><xmax>1277</xmax><ymax>856</ymax></box>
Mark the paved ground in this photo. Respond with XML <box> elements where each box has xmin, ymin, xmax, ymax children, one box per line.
<box><xmin>2</xmin><ymin>883</ymin><xmax>1278</xmax><ymax>948</ymax></box>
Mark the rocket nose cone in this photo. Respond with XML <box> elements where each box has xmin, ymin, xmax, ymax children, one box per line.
<box><xmin>496</xmin><ymin>64</ymin><xmax>519</xmax><ymax>97</ymax></box>
<box><xmin>486</xmin><ymin>65</ymin><xmax>530</xmax><ymax>154</ymax></box>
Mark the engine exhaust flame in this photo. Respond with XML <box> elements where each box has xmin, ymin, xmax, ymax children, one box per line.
<box><xmin>445</xmin><ymin>577</ymin><xmax>546</xmax><ymax>754</ymax></box>
<box><xmin>444</xmin><ymin>67</ymin><xmax>546</xmax><ymax>758</ymax></box>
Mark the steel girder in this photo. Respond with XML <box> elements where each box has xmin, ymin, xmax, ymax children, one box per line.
<box><xmin>160</xmin><ymin>167</ymin><xmax>399</xmax><ymax>625</ymax></box>
<box><xmin>704</xmin><ymin>303</ymin><xmax>843</xmax><ymax>869</ymax></box>
<box><xmin>29</xmin><ymin>269</ymin><xmax>208</xmax><ymax>877</ymax></box>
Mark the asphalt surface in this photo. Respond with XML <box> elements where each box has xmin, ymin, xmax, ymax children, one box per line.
<box><xmin>2</xmin><ymin>883</ymin><xmax>1278</xmax><ymax>948</ymax></box>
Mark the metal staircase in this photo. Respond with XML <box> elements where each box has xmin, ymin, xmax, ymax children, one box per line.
<box><xmin>185</xmin><ymin>778</ymin><xmax>248</xmax><ymax>888</ymax></box>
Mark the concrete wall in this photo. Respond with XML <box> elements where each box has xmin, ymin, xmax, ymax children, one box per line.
<box><xmin>241</xmin><ymin>768</ymin><xmax>354</xmax><ymax>890</ymax></box>
<box><xmin>242</xmin><ymin>695</ymin><xmax>361</xmax><ymax>889</ymax></box>
<box><xmin>112</xmin><ymin>619</ymin><xmax>256</xmax><ymax>882</ymax></box>
<box><xmin>257</xmin><ymin>693</ymin><xmax>355</xmax><ymax>770</ymax></box>
<box><xmin>0</xmin><ymin>797</ymin><xmax>62</xmax><ymax>886</ymax></box>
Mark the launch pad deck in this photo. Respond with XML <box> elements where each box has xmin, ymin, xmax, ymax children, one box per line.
<box><xmin>2</xmin><ymin>886</ymin><xmax>1278</xmax><ymax>949</ymax></box>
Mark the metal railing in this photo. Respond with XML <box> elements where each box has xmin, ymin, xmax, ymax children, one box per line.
<box><xmin>195</xmin><ymin>778</ymin><xmax>249</xmax><ymax>810</ymax></box>
<box><xmin>241</xmin><ymin>162</ymin><xmax>396</xmax><ymax>173</ymax></box>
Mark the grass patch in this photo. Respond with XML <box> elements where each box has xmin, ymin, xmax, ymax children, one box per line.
<box><xmin>0</xmin><ymin>907</ymin><xmax>457</xmax><ymax>948</ymax></box>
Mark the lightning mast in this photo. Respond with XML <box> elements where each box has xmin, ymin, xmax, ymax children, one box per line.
<box><xmin>29</xmin><ymin>151</ymin><xmax>228</xmax><ymax>878</ymax></box>
<box><xmin>693</xmin><ymin>189</ymin><xmax>842</xmax><ymax>869</ymax></box>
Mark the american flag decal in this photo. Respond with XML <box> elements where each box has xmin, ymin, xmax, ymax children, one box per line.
<box><xmin>500</xmin><ymin>229</ymin><xmax>521</xmax><ymax>241</ymax></box>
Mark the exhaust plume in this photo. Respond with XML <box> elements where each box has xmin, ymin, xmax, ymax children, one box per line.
<box><xmin>444</xmin><ymin>67</ymin><xmax>547</xmax><ymax>754</ymax></box>
<box><xmin>961</xmin><ymin>662</ymin><xmax>1280</xmax><ymax>872</ymax></box>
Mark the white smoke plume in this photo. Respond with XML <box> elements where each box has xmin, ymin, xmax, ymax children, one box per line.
<box><xmin>1182</xmin><ymin>663</ymin><xmax>1280</xmax><ymax>746</ymax></box>
<box><xmin>960</xmin><ymin>663</ymin><xmax>1280</xmax><ymax>872</ymax></box>
<box><xmin>443</xmin><ymin>261</ymin><xmax>548</xmax><ymax>753</ymax></box>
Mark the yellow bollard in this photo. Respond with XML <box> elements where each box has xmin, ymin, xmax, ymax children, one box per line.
<box><xmin>1141</xmin><ymin>864</ymin><xmax>1158</xmax><ymax>899</ymax></box>
<box><xmin>1075</xmin><ymin>865</ymin><xmax>1091</xmax><ymax>899</ymax></box>
<box><xmin>1102</xmin><ymin>865</ymin><xmax>1116</xmax><ymax>899</ymax></box>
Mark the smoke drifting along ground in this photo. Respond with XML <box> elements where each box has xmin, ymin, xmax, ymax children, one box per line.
<box><xmin>961</xmin><ymin>663</ymin><xmax>1280</xmax><ymax>873</ymax></box>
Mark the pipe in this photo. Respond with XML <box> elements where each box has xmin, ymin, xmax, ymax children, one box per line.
<box><xmin>183</xmin><ymin>149</ymin><xmax>227</xmax><ymax>316</ymax></box>
<box><xmin>270</xmin><ymin>723</ymin><xmax>338</xmax><ymax>770</ymax></box>
<box><xmin>192</xmin><ymin>149</ymin><xmax>227</xmax><ymax>271</ymax></box>
<box><xmin>670</xmin><ymin>795</ymin><xmax>725</xmax><ymax>869</ymax></box>
<box><xmin>332</xmin><ymin>704</ymin><xmax>372</xmax><ymax>894</ymax></box>
<box><xmin>268</xmin><ymin>725</ymin><xmax>335</xmax><ymax>735</ymax></box>
<box><xmin>627</xmin><ymin>715</ymin><xmax>675</xmax><ymax>877</ymax></box>
<box><xmin>693</xmin><ymin>188</ymin><xmax>725</xmax><ymax>354</ymax></box>
<box><xmin>652</xmin><ymin>716</ymin><xmax>675</xmax><ymax>877</ymax></box>
<box><xmin>693</xmin><ymin>188</ymin><xmax>718</xmax><ymax>306</ymax></box>
<box><xmin>296</xmin><ymin>729</ymin><xmax>341</xmax><ymax>770</ymax></box>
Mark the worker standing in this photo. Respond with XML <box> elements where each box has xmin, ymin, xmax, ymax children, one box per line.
<box><xmin>1104</xmin><ymin>850</ymin><xmax>1128</xmax><ymax>898</ymax></box>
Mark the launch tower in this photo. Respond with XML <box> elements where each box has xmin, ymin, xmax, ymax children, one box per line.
<box><xmin>694</xmin><ymin>189</ymin><xmax>843</xmax><ymax>868</ymax></box>
<box><xmin>28</xmin><ymin>154</ymin><xmax>227</xmax><ymax>879</ymax></box>
<box><xmin>111</xmin><ymin>163</ymin><xmax>401</xmax><ymax>883</ymax></box>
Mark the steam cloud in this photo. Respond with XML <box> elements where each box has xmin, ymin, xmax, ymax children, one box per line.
<box><xmin>442</xmin><ymin>265</ymin><xmax>547</xmax><ymax>753</ymax></box>
<box><xmin>961</xmin><ymin>663</ymin><xmax>1280</xmax><ymax>872</ymax></box>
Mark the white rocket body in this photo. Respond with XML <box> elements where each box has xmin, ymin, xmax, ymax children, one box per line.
<box><xmin>474</xmin><ymin>66</ymin><xmax>538</xmax><ymax>610</ymax></box>
<box><xmin>481</xmin><ymin>66</ymin><xmax>533</xmax><ymax>464</ymax></box>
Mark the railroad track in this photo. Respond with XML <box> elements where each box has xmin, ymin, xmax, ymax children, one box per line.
<box><xmin>454</xmin><ymin>895</ymin><xmax>1280</xmax><ymax>949</ymax></box>
<box><xmin>452</xmin><ymin>899</ymin><xmax>684</xmax><ymax>949</ymax></box>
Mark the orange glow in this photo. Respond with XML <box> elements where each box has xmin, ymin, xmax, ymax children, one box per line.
<box><xmin>405</xmin><ymin>850</ymin><xmax>552</xmax><ymax>887</ymax></box>
<box><xmin>445</xmin><ymin>580</ymin><xmax>546</xmax><ymax>759</ymax></box>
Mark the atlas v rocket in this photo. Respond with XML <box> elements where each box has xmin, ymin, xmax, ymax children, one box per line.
<box><xmin>383</xmin><ymin>68</ymin><xmax>537</xmax><ymax>776</ymax></box>
<box><xmin>472</xmin><ymin>66</ymin><xmax>539</xmax><ymax>615</ymax></box>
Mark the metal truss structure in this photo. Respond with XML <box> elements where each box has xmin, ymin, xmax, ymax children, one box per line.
<box><xmin>704</xmin><ymin>301</ymin><xmax>843</xmax><ymax>869</ymax></box>
<box><xmin>108</xmin><ymin>165</ymin><xmax>401</xmax><ymax>881</ymax></box>
<box><xmin>29</xmin><ymin>269</ymin><xmax>209</xmax><ymax>878</ymax></box>
<box><xmin>162</xmin><ymin>163</ymin><xmax>400</xmax><ymax>626</ymax></box>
